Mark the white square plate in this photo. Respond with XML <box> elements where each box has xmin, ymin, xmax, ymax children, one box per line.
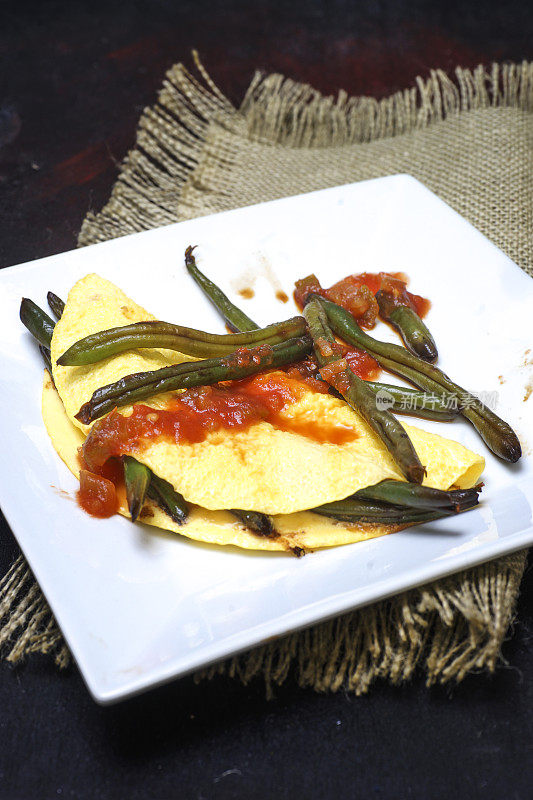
<box><xmin>1</xmin><ymin>175</ymin><xmax>532</xmax><ymax>704</ymax></box>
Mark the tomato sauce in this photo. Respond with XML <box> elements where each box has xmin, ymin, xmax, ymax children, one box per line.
<box><xmin>285</xmin><ymin>344</ymin><xmax>379</xmax><ymax>390</ymax></box>
<box><xmin>77</xmin><ymin>469</ymin><xmax>118</xmax><ymax>518</ymax></box>
<box><xmin>293</xmin><ymin>270</ymin><xmax>430</xmax><ymax>327</ymax></box>
<box><xmin>374</xmin><ymin>273</ymin><xmax>430</xmax><ymax>318</ymax></box>
<box><xmin>82</xmin><ymin>372</ymin><xmax>359</xmax><ymax>473</ymax></box>
<box><xmin>76</xmin><ymin>454</ymin><xmax>126</xmax><ymax>518</ymax></box>
<box><xmin>342</xmin><ymin>347</ymin><xmax>381</xmax><ymax>380</ymax></box>
<box><xmin>285</xmin><ymin>358</ymin><xmax>330</xmax><ymax>394</ymax></box>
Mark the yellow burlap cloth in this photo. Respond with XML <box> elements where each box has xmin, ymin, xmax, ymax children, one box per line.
<box><xmin>1</xmin><ymin>58</ymin><xmax>532</xmax><ymax>693</ymax></box>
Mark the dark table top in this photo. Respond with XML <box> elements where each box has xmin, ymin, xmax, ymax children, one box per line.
<box><xmin>1</xmin><ymin>1</ymin><xmax>532</xmax><ymax>798</ymax></box>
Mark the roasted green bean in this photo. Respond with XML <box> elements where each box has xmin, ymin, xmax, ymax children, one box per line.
<box><xmin>146</xmin><ymin>473</ymin><xmax>189</xmax><ymax>525</ymax></box>
<box><xmin>303</xmin><ymin>299</ymin><xmax>425</xmax><ymax>484</ymax></box>
<box><xmin>20</xmin><ymin>299</ymin><xmax>55</xmax><ymax>349</ymax></box>
<box><xmin>230</xmin><ymin>509</ymin><xmax>276</xmax><ymax>537</ymax></box>
<box><xmin>75</xmin><ymin>335</ymin><xmax>312</xmax><ymax>423</ymax></box>
<box><xmin>57</xmin><ymin>317</ymin><xmax>306</xmax><ymax>366</ymax></box>
<box><xmin>354</xmin><ymin>479</ymin><xmax>481</xmax><ymax>512</ymax></box>
<box><xmin>315</xmin><ymin>295</ymin><xmax>521</xmax><ymax>463</ymax></box>
<box><xmin>19</xmin><ymin>298</ymin><xmax>57</xmax><ymax>382</ymax></box>
<box><xmin>313</xmin><ymin>498</ymin><xmax>449</xmax><ymax>524</ymax></box>
<box><xmin>376</xmin><ymin>290</ymin><xmax>438</xmax><ymax>362</ymax></box>
<box><xmin>39</xmin><ymin>345</ymin><xmax>54</xmax><ymax>376</ymax></box>
<box><xmin>47</xmin><ymin>291</ymin><xmax>65</xmax><ymax>320</ymax></box>
<box><xmin>185</xmin><ymin>245</ymin><xmax>259</xmax><ymax>332</ymax></box>
<box><xmin>358</xmin><ymin>381</ymin><xmax>456</xmax><ymax>420</ymax></box>
<box><xmin>123</xmin><ymin>456</ymin><xmax>151</xmax><ymax>522</ymax></box>
<box><xmin>314</xmin><ymin>479</ymin><xmax>480</xmax><ymax>522</ymax></box>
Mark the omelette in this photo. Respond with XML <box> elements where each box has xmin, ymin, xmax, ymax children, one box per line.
<box><xmin>43</xmin><ymin>274</ymin><xmax>485</xmax><ymax>552</ymax></box>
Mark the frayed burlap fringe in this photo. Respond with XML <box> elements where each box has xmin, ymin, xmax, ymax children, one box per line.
<box><xmin>0</xmin><ymin>557</ymin><xmax>69</xmax><ymax>668</ymax></box>
<box><xmin>241</xmin><ymin>61</ymin><xmax>533</xmax><ymax>146</ymax></box>
<box><xmin>195</xmin><ymin>552</ymin><xmax>526</xmax><ymax>697</ymax></box>
<box><xmin>79</xmin><ymin>58</ymin><xmax>533</xmax><ymax>245</ymax></box>
<box><xmin>78</xmin><ymin>55</ymin><xmax>241</xmax><ymax>246</ymax></box>
<box><xmin>2</xmin><ymin>56</ymin><xmax>531</xmax><ymax>693</ymax></box>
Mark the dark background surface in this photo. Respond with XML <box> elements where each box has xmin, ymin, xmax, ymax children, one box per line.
<box><xmin>1</xmin><ymin>1</ymin><xmax>532</xmax><ymax>797</ymax></box>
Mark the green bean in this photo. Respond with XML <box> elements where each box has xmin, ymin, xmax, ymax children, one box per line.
<box><xmin>47</xmin><ymin>292</ymin><xmax>65</xmax><ymax>320</ymax></box>
<box><xmin>75</xmin><ymin>335</ymin><xmax>312</xmax><ymax>423</ymax></box>
<box><xmin>371</xmin><ymin>350</ymin><xmax>520</xmax><ymax>463</ymax></box>
<box><xmin>19</xmin><ymin>298</ymin><xmax>59</xmax><ymax>390</ymax></box>
<box><xmin>330</xmin><ymin>379</ymin><xmax>456</xmax><ymax>420</ymax></box>
<box><xmin>20</xmin><ymin>299</ymin><xmax>55</xmax><ymax>349</ymax></box>
<box><xmin>39</xmin><ymin>345</ymin><xmax>54</xmax><ymax>378</ymax></box>
<box><xmin>376</xmin><ymin>291</ymin><xmax>438</xmax><ymax>362</ymax></box>
<box><xmin>146</xmin><ymin>473</ymin><xmax>189</xmax><ymax>525</ymax></box>
<box><xmin>314</xmin><ymin>481</ymin><xmax>480</xmax><ymax>522</ymax></box>
<box><xmin>185</xmin><ymin>245</ymin><xmax>259</xmax><ymax>332</ymax></box>
<box><xmin>313</xmin><ymin>498</ymin><xmax>450</xmax><ymax>524</ymax></box>
<box><xmin>364</xmin><ymin>382</ymin><xmax>457</xmax><ymax>420</ymax></box>
<box><xmin>123</xmin><ymin>456</ymin><xmax>151</xmax><ymax>523</ymax></box>
<box><xmin>19</xmin><ymin>298</ymin><xmax>58</xmax><ymax>383</ymax></box>
<box><xmin>354</xmin><ymin>479</ymin><xmax>481</xmax><ymax>512</ymax></box>
<box><xmin>57</xmin><ymin>316</ymin><xmax>306</xmax><ymax>366</ymax></box>
<box><xmin>315</xmin><ymin>295</ymin><xmax>521</xmax><ymax>463</ymax></box>
<box><xmin>303</xmin><ymin>299</ymin><xmax>425</xmax><ymax>484</ymax></box>
<box><xmin>230</xmin><ymin>509</ymin><xmax>276</xmax><ymax>537</ymax></box>
<box><xmin>388</xmin><ymin>306</ymin><xmax>438</xmax><ymax>362</ymax></box>
<box><xmin>88</xmin><ymin>337</ymin><xmax>308</xmax><ymax>405</ymax></box>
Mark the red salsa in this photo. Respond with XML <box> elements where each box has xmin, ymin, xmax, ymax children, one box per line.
<box><xmin>76</xmin><ymin>454</ymin><xmax>126</xmax><ymax>518</ymax></box>
<box><xmin>342</xmin><ymin>347</ymin><xmax>381</xmax><ymax>380</ymax></box>
<box><xmin>372</xmin><ymin>273</ymin><xmax>430</xmax><ymax>318</ymax></box>
<box><xmin>77</xmin><ymin>469</ymin><xmax>118</xmax><ymax>518</ymax></box>
<box><xmin>81</xmin><ymin>372</ymin><xmax>359</xmax><ymax>475</ymax></box>
<box><xmin>293</xmin><ymin>270</ymin><xmax>430</xmax><ymax>328</ymax></box>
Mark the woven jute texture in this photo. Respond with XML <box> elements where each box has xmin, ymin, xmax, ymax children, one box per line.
<box><xmin>2</xmin><ymin>58</ymin><xmax>532</xmax><ymax>694</ymax></box>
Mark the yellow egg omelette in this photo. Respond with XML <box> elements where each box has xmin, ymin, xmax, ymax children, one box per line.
<box><xmin>44</xmin><ymin>274</ymin><xmax>485</xmax><ymax>552</ymax></box>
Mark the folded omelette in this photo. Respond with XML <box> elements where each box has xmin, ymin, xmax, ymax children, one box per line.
<box><xmin>43</xmin><ymin>274</ymin><xmax>485</xmax><ymax>552</ymax></box>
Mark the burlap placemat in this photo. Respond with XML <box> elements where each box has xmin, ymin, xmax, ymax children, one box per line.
<box><xmin>1</xmin><ymin>58</ymin><xmax>531</xmax><ymax>694</ymax></box>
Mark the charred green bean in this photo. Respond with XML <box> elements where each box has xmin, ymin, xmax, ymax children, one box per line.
<box><xmin>20</xmin><ymin>299</ymin><xmax>55</xmax><ymax>349</ymax></box>
<box><xmin>185</xmin><ymin>245</ymin><xmax>259</xmax><ymax>332</ymax></box>
<box><xmin>75</xmin><ymin>335</ymin><xmax>312</xmax><ymax>423</ymax></box>
<box><xmin>303</xmin><ymin>299</ymin><xmax>425</xmax><ymax>484</ymax></box>
<box><xmin>315</xmin><ymin>295</ymin><xmax>521</xmax><ymax>463</ymax></box>
<box><xmin>146</xmin><ymin>473</ymin><xmax>189</xmax><ymax>525</ymax></box>
<box><xmin>123</xmin><ymin>456</ymin><xmax>151</xmax><ymax>523</ymax></box>
<box><xmin>57</xmin><ymin>316</ymin><xmax>306</xmax><ymax>366</ymax></box>
<box><xmin>47</xmin><ymin>291</ymin><xmax>65</xmax><ymax>320</ymax></box>
<box><xmin>376</xmin><ymin>290</ymin><xmax>438</xmax><ymax>362</ymax></box>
